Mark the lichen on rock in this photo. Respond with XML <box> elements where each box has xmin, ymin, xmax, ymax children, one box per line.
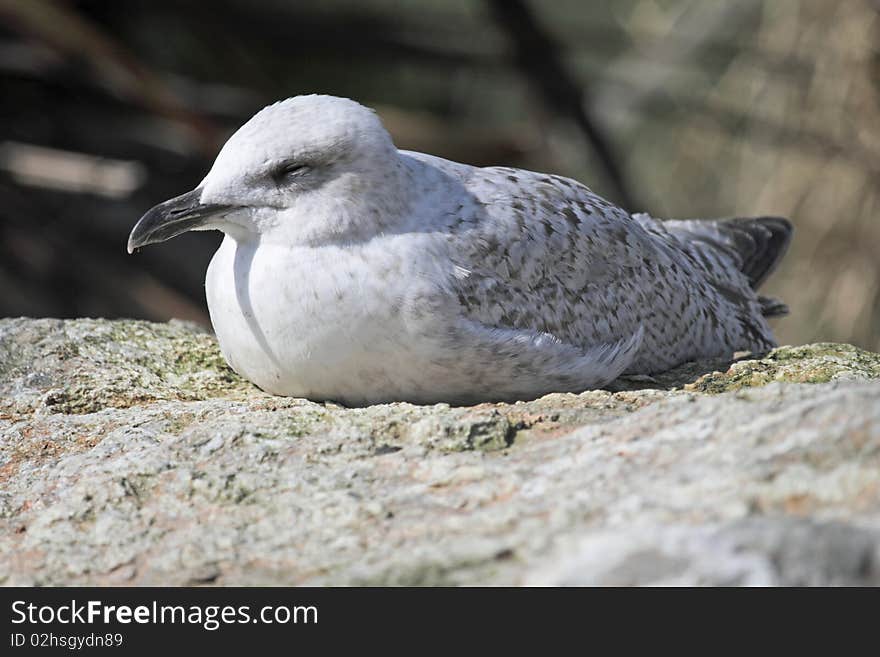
<box><xmin>1</xmin><ymin>318</ymin><xmax>879</xmax><ymax>585</ymax></box>
<box><xmin>0</xmin><ymin>318</ymin><xmax>251</xmax><ymax>417</ymax></box>
<box><xmin>684</xmin><ymin>343</ymin><xmax>880</xmax><ymax>393</ymax></box>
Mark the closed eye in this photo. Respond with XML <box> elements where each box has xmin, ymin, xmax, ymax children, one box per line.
<box><xmin>273</xmin><ymin>161</ymin><xmax>310</xmax><ymax>181</ymax></box>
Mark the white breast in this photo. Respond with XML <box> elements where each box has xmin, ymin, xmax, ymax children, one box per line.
<box><xmin>205</xmin><ymin>233</ymin><xmax>452</xmax><ymax>404</ymax></box>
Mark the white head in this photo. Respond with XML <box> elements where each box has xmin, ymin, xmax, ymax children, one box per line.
<box><xmin>128</xmin><ymin>95</ymin><xmax>410</xmax><ymax>250</ymax></box>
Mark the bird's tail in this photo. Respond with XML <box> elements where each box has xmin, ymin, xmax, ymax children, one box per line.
<box><xmin>662</xmin><ymin>216</ymin><xmax>793</xmax><ymax>317</ymax></box>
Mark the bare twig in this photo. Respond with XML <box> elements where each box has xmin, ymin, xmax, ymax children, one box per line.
<box><xmin>0</xmin><ymin>0</ymin><xmax>222</xmax><ymax>154</ymax></box>
<box><xmin>487</xmin><ymin>0</ymin><xmax>637</xmax><ymax>209</ymax></box>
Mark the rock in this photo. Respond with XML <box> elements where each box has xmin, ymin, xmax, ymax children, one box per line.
<box><xmin>1</xmin><ymin>318</ymin><xmax>878</xmax><ymax>585</ymax></box>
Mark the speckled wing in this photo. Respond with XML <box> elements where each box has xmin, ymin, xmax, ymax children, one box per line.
<box><xmin>446</xmin><ymin>166</ymin><xmax>650</xmax><ymax>343</ymax></box>
<box><xmin>427</xmin><ymin>162</ymin><xmax>777</xmax><ymax>374</ymax></box>
<box><xmin>637</xmin><ymin>212</ymin><xmax>791</xmax><ymax>336</ymax></box>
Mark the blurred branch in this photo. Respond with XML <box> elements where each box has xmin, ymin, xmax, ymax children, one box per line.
<box><xmin>595</xmin><ymin>1</ymin><xmax>760</xmax><ymax>121</ymax></box>
<box><xmin>0</xmin><ymin>0</ymin><xmax>222</xmax><ymax>154</ymax></box>
<box><xmin>0</xmin><ymin>175</ymin><xmax>210</xmax><ymax>322</ymax></box>
<box><xmin>623</xmin><ymin>81</ymin><xmax>880</xmax><ymax>182</ymax></box>
<box><xmin>487</xmin><ymin>0</ymin><xmax>637</xmax><ymax>209</ymax></box>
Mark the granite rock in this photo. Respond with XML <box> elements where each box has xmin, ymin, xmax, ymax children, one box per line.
<box><xmin>1</xmin><ymin>318</ymin><xmax>878</xmax><ymax>585</ymax></box>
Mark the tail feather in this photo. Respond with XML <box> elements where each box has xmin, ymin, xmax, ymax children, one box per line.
<box><xmin>725</xmin><ymin>216</ymin><xmax>793</xmax><ymax>289</ymax></box>
<box><xmin>658</xmin><ymin>215</ymin><xmax>793</xmax><ymax>319</ymax></box>
<box><xmin>664</xmin><ymin>216</ymin><xmax>793</xmax><ymax>290</ymax></box>
<box><xmin>758</xmin><ymin>295</ymin><xmax>789</xmax><ymax>318</ymax></box>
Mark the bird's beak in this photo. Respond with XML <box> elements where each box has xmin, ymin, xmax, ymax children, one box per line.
<box><xmin>127</xmin><ymin>188</ymin><xmax>237</xmax><ymax>253</ymax></box>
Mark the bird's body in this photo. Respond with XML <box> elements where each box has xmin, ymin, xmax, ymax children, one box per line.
<box><xmin>130</xmin><ymin>95</ymin><xmax>792</xmax><ymax>405</ymax></box>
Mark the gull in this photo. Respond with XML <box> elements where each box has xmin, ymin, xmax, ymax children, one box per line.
<box><xmin>128</xmin><ymin>94</ymin><xmax>792</xmax><ymax>406</ymax></box>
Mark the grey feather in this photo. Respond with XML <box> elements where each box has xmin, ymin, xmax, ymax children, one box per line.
<box><xmin>661</xmin><ymin>216</ymin><xmax>793</xmax><ymax>289</ymax></box>
<box><xmin>404</xmin><ymin>155</ymin><xmax>792</xmax><ymax>375</ymax></box>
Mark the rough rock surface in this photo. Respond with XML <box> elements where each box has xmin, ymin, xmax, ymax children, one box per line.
<box><xmin>1</xmin><ymin>318</ymin><xmax>879</xmax><ymax>586</ymax></box>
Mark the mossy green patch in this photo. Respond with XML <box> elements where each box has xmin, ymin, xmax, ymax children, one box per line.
<box><xmin>0</xmin><ymin>319</ymin><xmax>258</xmax><ymax>415</ymax></box>
<box><xmin>282</xmin><ymin>408</ymin><xmax>326</xmax><ymax>438</ymax></box>
<box><xmin>685</xmin><ymin>343</ymin><xmax>880</xmax><ymax>394</ymax></box>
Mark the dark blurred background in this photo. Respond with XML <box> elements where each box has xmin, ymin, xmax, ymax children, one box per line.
<box><xmin>1</xmin><ymin>0</ymin><xmax>878</xmax><ymax>349</ymax></box>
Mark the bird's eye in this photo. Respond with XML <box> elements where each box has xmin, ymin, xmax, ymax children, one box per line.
<box><xmin>274</xmin><ymin>162</ymin><xmax>310</xmax><ymax>181</ymax></box>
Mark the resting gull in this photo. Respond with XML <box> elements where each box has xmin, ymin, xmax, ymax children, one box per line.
<box><xmin>128</xmin><ymin>94</ymin><xmax>792</xmax><ymax>405</ymax></box>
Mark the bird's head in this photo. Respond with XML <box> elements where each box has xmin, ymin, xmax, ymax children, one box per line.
<box><xmin>128</xmin><ymin>94</ymin><xmax>408</xmax><ymax>252</ymax></box>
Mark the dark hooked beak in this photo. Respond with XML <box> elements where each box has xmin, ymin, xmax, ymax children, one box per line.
<box><xmin>127</xmin><ymin>188</ymin><xmax>237</xmax><ymax>253</ymax></box>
